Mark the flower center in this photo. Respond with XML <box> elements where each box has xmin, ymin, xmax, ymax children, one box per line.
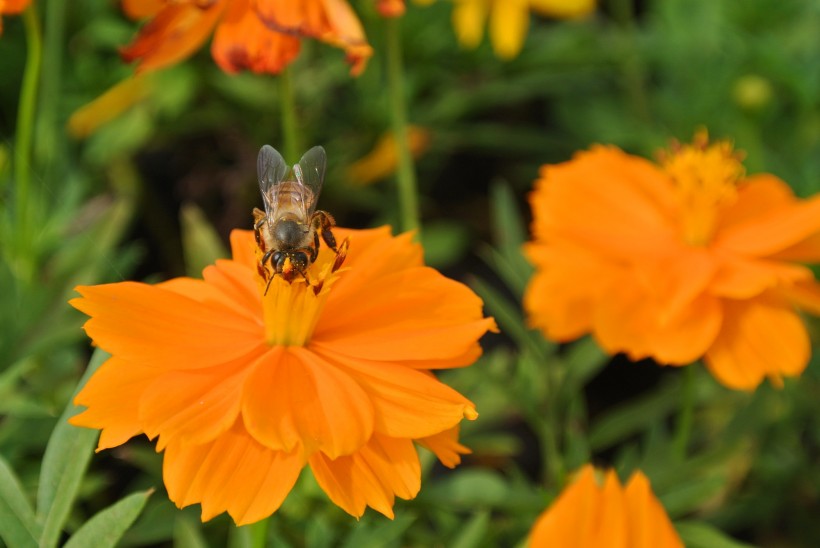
<box><xmin>255</xmin><ymin>239</ymin><xmax>349</xmax><ymax>346</ymax></box>
<box><xmin>660</xmin><ymin>130</ymin><xmax>745</xmax><ymax>246</ymax></box>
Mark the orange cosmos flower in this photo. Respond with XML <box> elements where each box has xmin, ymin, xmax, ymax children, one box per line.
<box><xmin>524</xmin><ymin>131</ymin><xmax>820</xmax><ymax>390</ymax></box>
<box><xmin>528</xmin><ymin>465</ymin><xmax>683</xmax><ymax>547</ymax></box>
<box><xmin>70</xmin><ymin>226</ymin><xmax>495</xmax><ymax>524</ymax></box>
<box><xmin>120</xmin><ymin>0</ymin><xmax>372</xmax><ymax>75</ymax></box>
<box><xmin>0</xmin><ymin>0</ymin><xmax>30</xmax><ymax>34</ymax></box>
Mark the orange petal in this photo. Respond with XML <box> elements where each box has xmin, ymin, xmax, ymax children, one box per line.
<box><xmin>308</xmin><ymin>434</ymin><xmax>420</xmax><ymax>518</ymax></box>
<box><xmin>781</xmin><ymin>280</ymin><xmax>820</xmax><ymax>316</ymax></box>
<box><xmin>70</xmin><ymin>357</ymin><xmax>157</xmax><ymax>450</ymax></box>
<box><xmin>624</xmin><ymin>471</ymin><xmax>684</xmax><ymax>548</ymax></box>
<box><xmin>122</xmin><ymin>0</ymin><xmax>165</xmax><ymax>19</ymax></box>
<box><xmin>705</xmin><ymin>295</ymin><xmax>810</xmax><ymax>390</ymax></box>
<box><xmin>709</xmin><ymin>254</ymin><xmax>813</xmax><ymax>299</ymax></box>
<box><xmin>121</xmin><ymin>2</ymin><xmax>225</xmax><ymax>73</ymax></box>
<box><xmin>241</xmin><ymin>347</ymin><xmax>374</xmax><ymax>458</ymax></box>
<box><xmin>211</xmin><ymin>0</ymin><xmax>300</xmax><ymax>74</ymax></box>
<box><xmin>139</xmin><ymin>354</ymin><xmax>262</xmax><ymax>451</ymax></box>
<box><xmin>592</xmin><ymin>471</ymin><xmax>628</xmax><ymax>547</ymax></box>
<box><xmin>317</xmin><ymin>266</ymin><xmax>493</xmax><ymax>365</ymax></box>
<box><xmin>201</xmin><ymin>260</ymin><xmax>263</xmax><ymax>320</ymax></box>
<box><xmin>529</xmin><ymin>465</ymin><xmax>601</xmax><ymax>547</ymax></box>
<box><xmin>163</xmin><ymin>421</ymin><xmax>304</xmax><ymax>525</ymax></box>
<box><xmin>531</xmin><ymin>146</ymin><xmax>678</xmax><ymax>262</ymax></box>
<box><xmin>524</xmin><ymin>240</ymin><xmax>613</xmax><ymax>341</ymax></box>
<box><xmin>714</xmin><ymin>194</ymin><xmax>820</xmax><ymax>258</ymax></box>
<box><xmin>72</xmin><ymin>282</ymin><xmax>265</xmax><ymax>371</ymax></box>
<box><xmin>716</xmin><ymin>173</ymin><xmax>796</xmax><ymax>231</ymax></box>
<box><xmin>417</xmin><ymin>424</ymin><xmax>471</xmax><ymax>469</ymax></box>
<box><xmin>230</xmin><ymin>229</ymin><xmax>258</xmax><ymax>270</ymax></box>
<box><xmin>1</xmin><ymin>0</ymin><xmax>30</xmax><ymax>15</ymax></box>
<box><xmin>312</xmin><ymin>349</ymin><xmax>476</xmax><ymax>439</ymax></box>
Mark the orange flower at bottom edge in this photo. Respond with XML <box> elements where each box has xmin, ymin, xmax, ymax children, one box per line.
<box><xmin>0</xmin><ymin>0</ymin><xmax>31</xmax><ymax>34</ymax></box>
<box><xmin>120</xmin><ymin>0</ymin><xmax>372</xmax><ymax>76</ymax></box>
<box><xmin>524</xmin><ymin>132</ymin><xmax>820</xmax><ymax>390</ymax></box>
<box><xmin>70</xmin><ymin>226</ymin><xmax>495</xmax><ymax>524</ymax></box>
<box><xmin>528</xmin><ymin>465</ymin><xmax>683</xmax><ymax>547</ymax></box>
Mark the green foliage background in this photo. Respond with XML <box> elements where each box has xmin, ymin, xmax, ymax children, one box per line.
<box><xmin>1</xmin><ymin>0</ymin><xmax>819</xmax><ymax>546</ymax></box>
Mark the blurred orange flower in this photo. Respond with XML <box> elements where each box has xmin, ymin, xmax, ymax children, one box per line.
<box><xmin>120</xmin><ymin>0</ymin><xmax>372</xmax><ymax>75</ymax></box>
<box><xmin>70</xmin><ymin>227</ymin><xmax>495</xmax><ymax>524</ymax></box>
<box><xmin>416</xmin><ymin>0</ymin><xmax>594</xmax><ymax>59</ymax></box>
<box><xmin>378</xmin><ymin>0</ymin><xmax>405</xmax><ymax>17</ymax></box>
<box><xmin>528</xmin><ymin>465</ymin><xmax>683</xmax><ymax>547</ymax></box>
<box><xmin>525</xmin><ymin>131</ymin><xmax>820</xmax><ymax>390</ymax></box>
<box><xmin>347</xmin><ymin>126</ymin><xmax>431</xmax><ymax>186</ymax></box>
<box><xmin>0</xmin><ymin>0</ymin><xmax>30</xmax><ymax>34</ymax></box>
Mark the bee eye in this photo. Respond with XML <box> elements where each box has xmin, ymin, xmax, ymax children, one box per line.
<box><xmin>272</xmin><ymin>251</ymin><xmax>283</xmax><ymax>264</ymax></box>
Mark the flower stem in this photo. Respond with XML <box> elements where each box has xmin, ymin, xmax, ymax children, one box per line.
<box><xmin>279</xmin><ymin>66</ymin><xmax>300</xmax><ymax>163</ymax></box>
<box><xmin>673</xmin><ymin>365</ymin><xmax>695</xmax><ymax>460</ymax></box>
<box><xmin>384</xmin><ymin>17</ymin><xmax>420</xmax><ymax>236</ymax></box>
<box><xmin>14</xmin><ymin>4</ymin><xmax>43</xmax><ymax>251</ymax></box>
<box><xmin>249</xmin><ymin>517</ymin><xmax>269</xmax><ymax>548</ymax></box>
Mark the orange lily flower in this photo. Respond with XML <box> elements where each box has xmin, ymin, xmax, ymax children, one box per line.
<box><xmin>528</xmin><ymin>465</ymin><xmax>683</xmax><ymax>547</ymax></box>
<box><xmin>0</xmin><ymin>0</ymin><xmax>30</xmax><ymax>34</ymax></box>
<box><xmin>525</xmin><ymin>131</ymin><xmax>820</xmax><ymax>390</ymax></box>
<box><xmin>70</xmin><ymin>226</ymin><xmax>495</xmax><ymax>524</ymax></box>
<box><xmin>120</xmin><ymin>0</ymin><xmax>372</xmax><ymax>75</ymax></box>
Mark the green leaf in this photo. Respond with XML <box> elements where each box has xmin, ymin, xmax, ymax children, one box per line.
<box><xmin>676</xmin><ymin>520</ymin><xmax>756</xmax><ymax>548</ymax></box>
<box><xmin>0</xmin><ymin>454</ymin><xmax>39</xmax><ymax>548</ymax></box>
<box><xmin>450</xmin><ymin>510</ymin><xmax>490</xmax><ymax>548</ymax></box>
<box><xmin>173</xmin><ymin>514</ymin><xmax>209</xmax><ymax>548</ymax></box>
<box><xmin>180</xmin><ymin>203</ymin><xmax>228</xmax><ymax>278</ymax></box>
<box><xmin>36</xmin><ymin>349</ymin><xmax>108</xmax><ymax>548</ymax></box>
<box><xmin>64</xmin><ymin>490</ymin><xmax>152</xmax><ymax>548</ymax></box>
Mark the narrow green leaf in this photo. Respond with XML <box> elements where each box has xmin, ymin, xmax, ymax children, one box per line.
<box><xmin>36</xmin><ymin>348</ymin><xmax>108</xmax><ymax>548</ymax></box>
<box><xmin>0</xmin><ymin>454</ymin><xmax>39</xmax><ymax>548</ymax></box>
<box><xmin>450</xmin><ymin>510</ymin><xmax>490</xmax><ymax>548</ymax></box>
<box><xmin>173</xmin><ymin>514</ymin><xmax>208</xmax><ymax>548</ymax></box>
<box><xmin>64</xmin><ymin>490</ymin><xmax>152</xmax><ymax>548</ymax></box>
<box><xmin>180</xmin><ymin>203</ymin><xmax>228</xmax><ymax>277</ymax></box>
<box><xmin>676</xmin><ymin>521</ymin><xmax>756</xmax><ymax>548</ymax></box>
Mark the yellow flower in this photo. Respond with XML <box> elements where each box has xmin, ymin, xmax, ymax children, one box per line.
<box><xmin>528</xmin><ymin>465</ymin><xmax>683</xmax><ymax>547</ymax></box>
<box><xmin>419</xmin><ymin>0</ymin><xmax>595</xmax><ymax>59</ymax></box>
<box><xmin>70</xmin><ymin>227</ymin><xmax>495</xmax><ymax>523</ymax></box>
<box><xmin>524</xmin><ymin>131</ymin><xmax>820</xmax><ymax>390</ymax></box>
<box><xmin>346</xmin><ymin>126</ymin><xmax>431</xmax><ymax>186</ymax></box>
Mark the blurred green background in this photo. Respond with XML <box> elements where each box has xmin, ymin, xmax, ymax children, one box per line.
<box><xmin>1</xmin><ymin>0</ymin><xmax>820</xmax><ymax>546</ymax></box>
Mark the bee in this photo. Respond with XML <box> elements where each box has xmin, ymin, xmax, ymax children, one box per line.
<box><xmin>253</xmin><ymin>144</ymin><xmax>338</xmax><ymax>292</ymax></box>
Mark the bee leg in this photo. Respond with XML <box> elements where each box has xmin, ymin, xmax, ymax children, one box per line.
<box><xmin>263</xmin><ymin>272</ymin><xmax>276</xmax><ymax>296</ymax></box>
<box><xmin>313</xmin><ymin>211</ymin><xmax>338</xmax><ymax>253</ymax></box>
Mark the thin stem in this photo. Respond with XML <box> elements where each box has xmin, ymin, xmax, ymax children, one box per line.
<box><xmin>384</xmin><ymin>17</ymin><xmax>420</xmax><ymax>236</ymax></box>
<box><xmin>279</xmin><ymin>66</ymin><xmax>300</xmax><ymax>163</ymax></box>
<box><xmin>609</xmin><ymin>0</ymin><xmax>651</xmax><ymax>124</ymax></box>
<box><xmin>14</xmin><ymin>4</ymin><xmax>43</xmax><ymax>248</ymax></box>
<box><xmin>248</xmin><ymin>517</ymin><xmax>269</xmax><ymax>548</ymax></box>
<box><xmin>673</xmin><ymin>365</ymin><xmax>695</xmax><ymax>460</ymax></box>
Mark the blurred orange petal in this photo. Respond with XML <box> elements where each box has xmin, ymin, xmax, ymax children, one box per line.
<box><xmin>309</xmin><ymin>434</ymin><xmax>420</xmax><ymax>518</ymax></box>
<box><xmin>705</xmin><ymin>295</ymin><xmax>810</xmax><ymax>390</ymax></box>
<box><xmin>347</xmin><ymin>126</ymin><xmax>431</xmax><ymax>186</ymax></box>
<box><xmin>121</xmin><ymin>2</ymin><xmax>226</xmax><ymax>72</ymax></box>
<box><xmin>377</xmin><ymin>0</ymin><xmax>405</xmax><ymax>17</ymax></box>
<box><xmin>122</xmin><ymin>0</ymin><xmax>165</xmax><ymax>19</ymax></box>
<box><xmin>528</xmin><ymin>465</ymin><xmax>682</xmax><ymax>547</ymax></box>
<box><xmin>417</xmin><ymin>424</ymin><xmax>471</xmax><ymax>468</ymax></box>
<box><xmin>67</xmin><ymin>74</ymin><xmax>154</xmax><ymax>138</ymax></box>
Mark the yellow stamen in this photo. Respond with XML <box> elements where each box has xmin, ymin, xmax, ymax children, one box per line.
<box><xmin>254</xmin><ymin>240</ymin><xmax>350</xmax><ymax>347</ymax></box>
<box><xmin>660</xmin><ymin>129</ymin><xmax>745</xmax><ymax>246</ymax></box>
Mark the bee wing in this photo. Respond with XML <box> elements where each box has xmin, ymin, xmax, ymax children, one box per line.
<box><xmin>257</xmin><ymin>145</ymin><xmax>289</xmax><ymax>221</ymax></box>
<box><xmin>293</xmin><ymin>146</ymin><xmax>327</xmax><ymax>215</ymax></box>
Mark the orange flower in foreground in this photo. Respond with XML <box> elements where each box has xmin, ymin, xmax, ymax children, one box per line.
<box><xmin>528</xmin><ymin>465</ymin><xmax>683</xmax><ymax>547</ymax></box>
<box><xmin>525</xmin><ymin>132</ymin><xmax>820</xmax><ymax>390</ymax></box>
<box><xmin>70</xmin><ymin>226</ymin><xmax>495</xmax><ymax>524</ymax></box>
<box><xmin>120</xmin><ymin>0</ymin><xmax>372</xmax><ymax>75</ymax></box>
<box><xmin>0</xmin><ymin>0</ymin><xmax>30</xmax><ymax>34</ymax></box>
